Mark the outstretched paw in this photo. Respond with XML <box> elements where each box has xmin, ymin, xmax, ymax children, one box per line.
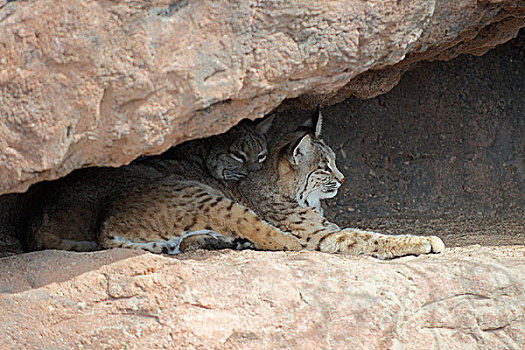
<box><xmin>427</xmin><ymin>235</ymin><xmax>445</xmax><ymax>254</ymax></box>
<box><xmin>376</xmin><ymin>234</ymin><xmax>445</xmax><ymax>259</ymax></box>
<box><xmin>409</xmin><ymin>235</ymin><xmax>445</xmax><ymax>257</ymax></box>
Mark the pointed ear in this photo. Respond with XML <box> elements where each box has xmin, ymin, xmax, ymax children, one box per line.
<box><xmin>299</xmin><ymin>105</ymin><xmax>323</xmax><ymax>137</ymax></box>
<box><xmin>291</xmin><ymin>134</ymin><xmax>313</xmax><ymax>165</ymax></box>
<box><xmin>255</xmin><ymin>114</ymin><xmax>275</xmax><ymax>135</ymax></box>
<box><xmin>313</xmin><ymin>105</ymin><xmax>323</xmax><ymax>138</ymax></box>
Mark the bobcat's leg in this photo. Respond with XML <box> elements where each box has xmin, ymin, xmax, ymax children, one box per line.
<box><xmin>215</xmin><ymin>200</ymin><xmax>303</xmax><ymax>251</ymax></box>
<box><xmin>178</xmin><ymin>234</ymin><xmax>255</xmax><ymax>252</ymax></box>
<box><xmin>98</xmin><ymin>184</ymin><xmax>303</xmax><ymax>253</ymax></box>
<box><xmin>267</xmin><ymin>205</ymin><xmax>444</xmax><ymax>259</ymax></box>
<box><xmin>27</xmin><ymin>213</ymin><xmax>99</xmax><ymax>252</ymax></box>
<box><xmin>308</xmin><ymin>228</ymin><xmax>444</xmax><ymax>259</ymax></box>
<box><xmin>103</xmin><ymin>230</ymin><xmax>255</xmax><ymax>254</ymax></box>
<box><xmin>104</xmin><ymin>230</ymin><xmax>223</xmax><ymax>254</ymax></box>
<box><xmin>30</xmin><ymin>229</ymin><xmax>98</xmax><ymax>252</ymax></box>
<box><xmin>53</xmin><ymin>238</ymin><xmax>99</xmax><ymax>252</ymax></box>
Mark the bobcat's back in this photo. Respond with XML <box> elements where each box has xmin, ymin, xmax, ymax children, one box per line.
<box><xmin>26</xmin><ymin>118</ymin><xmax>272</xmax><ymax>252</ymax></box>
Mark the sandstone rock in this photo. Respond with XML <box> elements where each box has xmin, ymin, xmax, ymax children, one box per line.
<box><xmin>1</xmin><ymin>0</ymin><xmax>524</xmax><ymax>194</ymax></box>
<box><xmin>0</xmin><ymin>246</ymin><xmax>523</xmax><ymax>349</ymax></box>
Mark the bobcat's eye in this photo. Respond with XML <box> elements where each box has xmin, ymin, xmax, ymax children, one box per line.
<box><xmin>258</xmin><ymin>151</ymin><xmax>267</xmax><ymax>163</ymax></box>
<box><xmin>230</xmin><ymin>152</ymin><xmax>246</xmax><ymax>163</ymax></box>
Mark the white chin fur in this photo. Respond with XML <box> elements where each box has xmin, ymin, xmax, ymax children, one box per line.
<box><xmin>323</xmin><ymin>189</ymin><xmax>338</xmax><ymax>199</ymax></box>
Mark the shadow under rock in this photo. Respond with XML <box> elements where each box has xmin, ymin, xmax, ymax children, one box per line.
<box><xmin>0</xmin><ymin>249</ymin><xmax>145</xmax><ymax>294</ymax></box>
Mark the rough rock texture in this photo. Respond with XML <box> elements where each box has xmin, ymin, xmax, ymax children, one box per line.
<box><xmin>1</xmin><ymin>3</ymin><xmax>524</xmax><ymax>347</ymax></box>
<box><xmin>1</xmin><ymin>247</ymin><xmax>524</xmax><ymax>349</ymax></box>
<box><xmin>1</xmin><ymin>0</ymin><xmax>525</xmax><ymax>194</ymax></box>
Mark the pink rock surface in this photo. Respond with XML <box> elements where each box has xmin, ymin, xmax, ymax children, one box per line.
<box><xmin>1</xmin><ymin>246</ymin><xmax>524</xmax><ymax>349</ymax></box>
<box><xmin>1</xmin><ymin>0</ymin><xmax>524</xmax><ymax>194</ymax></box>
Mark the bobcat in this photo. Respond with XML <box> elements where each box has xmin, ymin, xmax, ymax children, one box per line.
<box><xmin>141</xmin><ymin>117</ymin><xmax>273</xmax><ymax>181</ymax></box>
<box><xmin>25</xmin><ymin>117</ymin><xmax>274</xmax><ymax>252</ymax></box>
<box><xmin>291</xmin><ymin>108</ymin><xmax>345</xmax><ymax>215</ymax></box>
<box><xmin>98</xmin><ymin>109</ymin><xmax>444</xmax><ymax>259</ymax></box>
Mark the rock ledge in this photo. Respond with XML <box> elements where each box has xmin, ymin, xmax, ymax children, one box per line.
<box><xmin>1</xmin><ymin>246</ymin><xmax>524</xmax><ymax>349</ymax></box>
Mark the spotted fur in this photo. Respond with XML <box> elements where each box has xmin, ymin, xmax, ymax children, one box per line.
<box><xmin>26</xmin><ymin>117</ymin><xmax>273</xmax><ymax>252</ymax></box>
<box><xmin>98</xmin><ymin>109</ymin><xmax>444</xmax><ymax>259</ymax></box>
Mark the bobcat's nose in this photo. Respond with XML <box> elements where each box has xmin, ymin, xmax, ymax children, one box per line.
<box><xmin>333</xmin><ymin>167</ymin><xmax>345</xmax><ymax>184</ymax></box>
<box><xmin>247</xmin><ymin>161</ymin><xmax>262</xmax><ymax>172</ymax></box>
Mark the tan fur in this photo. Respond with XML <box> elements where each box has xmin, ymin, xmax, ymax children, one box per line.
<box><xmin>98</xmin><ymin>182</ymin><xmax>301</xmax><ymax>253</ymax></box>
<box><xmin>26</xmin><ymin>119</ymin><xmax>273</xmax><ymax>252</ymax></box>
<box><xmin>98</xmin><ymin>111</ymin><xmax>444</xmax><ymax>259</ymax></box>
<box><xmin>26</xmin><ymin>166</ymin><xmax>164</xmax><ymax>252</ymax></box>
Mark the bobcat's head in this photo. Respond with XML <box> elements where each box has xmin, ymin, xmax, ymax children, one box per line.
<box><xmin>276</xmin><ymin>107</ymin><xmax>345</xmax><ymax>214</ymax></box>
<box><xmin>206</xmin><ymin>117</ymin><xmax>273</xmax><ymax>181</ymax></box>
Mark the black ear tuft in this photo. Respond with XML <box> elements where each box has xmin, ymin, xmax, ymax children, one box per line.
<box><xmin>235</xmin><ymin>118</ymin><xmax>253</xmax><ymax>128</ymax></box>
<box><xmin>313</xmin><ymin>105</ymin><xmax>323</xmax><ymax>138</ymax></box>
<box><xmin>295</xmin><ymin>105</ymin><xmax>323</xmax><ymax>137</ymax></box>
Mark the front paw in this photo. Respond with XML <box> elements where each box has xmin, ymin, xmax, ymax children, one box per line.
<box><xmin>426</xmin><ymin>235</ymin><xmax>445</xmax><ymax>253</ymax></box>
<box><xmin>377</xmin><ymin>234</ymin><xmax>445</xmax><ymax>259</ymax></box>
<box><xmin>411</xmin><ymin>235</ymin><xmax>445</xmax><ymax>256</ymax></box>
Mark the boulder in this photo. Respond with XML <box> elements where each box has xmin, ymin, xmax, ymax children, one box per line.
<box><xmin>1</xmin><ymin>0</ymin><xmax>524</xmax><ymax>194</ymax></box>
<box><xmin>1</xmin><ymin>247</ymin><xmax>524</xmax><ymax>349</ymax></box>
